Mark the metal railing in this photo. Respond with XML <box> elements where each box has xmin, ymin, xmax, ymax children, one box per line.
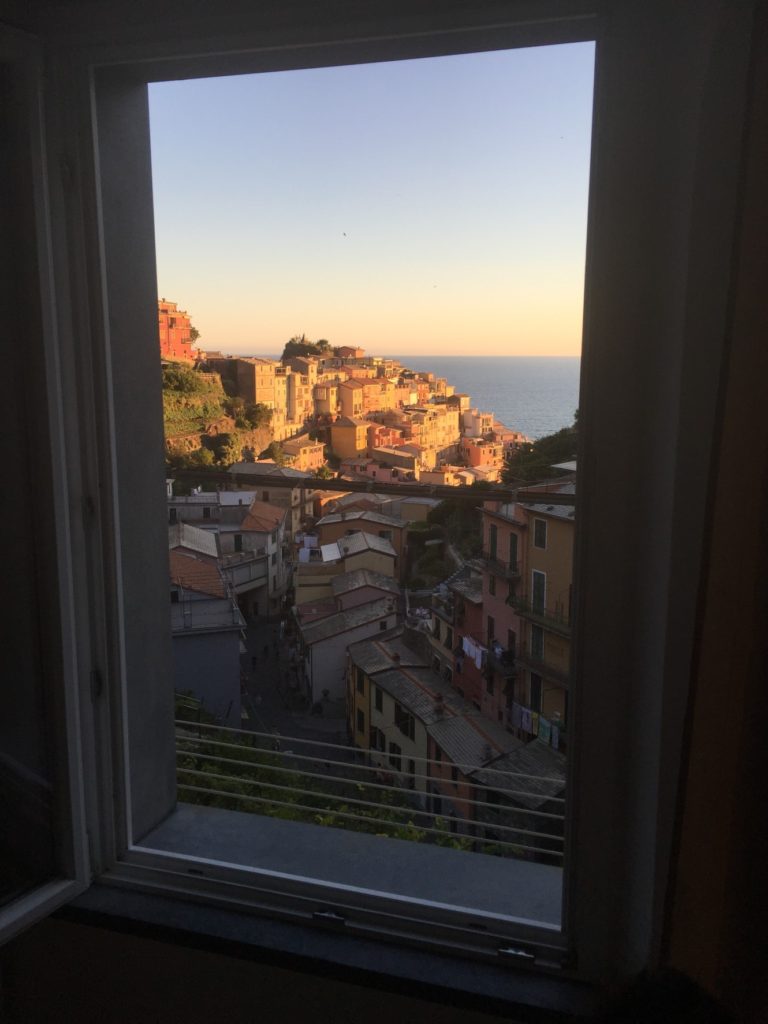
<box><xmin>507</xmin><ymin>594</ymin><xmax>571</xmax><ymax>636</ymax></box>
<box><xmin>485</xmin><ymin>646</ymin><xmax>516</xmax><ymax>678</ymax></box>
<box><xmin>175</xmin><ymin>720</ymin><xmax>565</xmax><ymax>863</ymax></box>
<box><xmin>515</xmin><ymin>648</ymin><xmax>570</xmax><ymax>688</ymax></box>
<box><xmin>481</xmin><ymin>553</ymin><xmax>521</xmax><ymax>579</ymax></box>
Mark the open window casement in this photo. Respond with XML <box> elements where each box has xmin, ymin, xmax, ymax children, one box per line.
<box><xmin>0</xmin><ymin>25</ymin><xmax>90</xmax><ymax>945</ymax></box>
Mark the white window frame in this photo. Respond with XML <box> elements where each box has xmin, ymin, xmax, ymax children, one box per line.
<box><xmin>6</xmin><ymin>0</ymin><xmax>756</xmax><ymax>992</ymax></box>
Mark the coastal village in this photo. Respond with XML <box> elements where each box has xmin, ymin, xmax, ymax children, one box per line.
<box><xmin>164</xmin><ymin>298</ymin><xmax>576</xmax><ymax>861</ymax></box>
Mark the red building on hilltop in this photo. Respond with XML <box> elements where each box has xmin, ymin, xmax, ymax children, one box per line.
<box><xmin>158</xmin><ymin>298</ymin><xmax>196</xmax><ymax>363</ymax></box>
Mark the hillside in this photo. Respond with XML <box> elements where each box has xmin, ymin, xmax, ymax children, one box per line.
<box><xmin>162</xmin><ymin>363</ymin><xmax>273</xmax><ymax>466</ymax></box>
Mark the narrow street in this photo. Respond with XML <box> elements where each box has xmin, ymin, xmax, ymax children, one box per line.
<box><xmin>238</xmin><ymin>617</ymin><xmax>352</xmax><ymax>758</ymax></box>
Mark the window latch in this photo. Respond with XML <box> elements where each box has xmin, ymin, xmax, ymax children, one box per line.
<box><xmin>312</xmin><ymin>910</ymin><xmax>347</xmax><ymax>928</ymax></box>
<box><xmin>497</xmin><ymin>945</ymin><xmax>535</xmax><ymax>963</ymax></box>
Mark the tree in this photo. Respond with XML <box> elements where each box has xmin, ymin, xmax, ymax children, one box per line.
<box><xmin>189</xmin><ymin>325</ymin><xmax>201</xmax><ymax>343</ymax></box>
<box><xmin>260</xmin><ymin>440</ymin><xmax>286</xmax><ymax>465</ymax></box>
<box><xmin>425</xmin><ymin>480</ymin><xmax>492</xmax><ymax>559</ymax></box>
<box><xmin>501</xmin><ymin>421</ymin><xmax>578</xmax><ymax>484</ymax></box>
<box><xmin>162</xmin><ymin>363</ymin><xmax>206</xmax><ymax>394</ymax></box>
<box><xmin>314</xmin><ymin>465</ymin><xmax>334</xmax><ymax>479</ymax></box>
<box><xmin>281</xmin><ymin>335</ymin><xmax>333</xmax><ymax>360</ymax></box>
<box><xmin>244</xmin><ymin>402</ymin><xmax>272</xmax><ymax>429</ymax></box>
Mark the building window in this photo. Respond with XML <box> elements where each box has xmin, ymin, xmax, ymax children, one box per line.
<box><xmin>534</xmin><ymin>518</ymin><xmax>547</xmax><ymax>549</ymax></box>
<box><xmin>487</xmin><ymin>615</ymin><xmax>495</xmax><ymax>643</ymax></box>
<box><xmin>532</xmin><ymin>570</ymin><xmax>546</xmax><ymax>613</ymax></box>
<box><xmin>369</xmin><ymin>726</ymin><xmax>385</xmax><ymax>752</ymax></box>
<box><xmin>388</xmin><ymin>743</ymin><xmax>402</xmax><ymax>772</ymax></box>
<box><xmin>271</xmin><ymin>553</ymin><xmax>276</xmax><ymax>566</ymax></box>
<box><xmin>488</xmin><ymin>522</ymin><xmax>497</xmax><ymax>559</ymax></box>
<box><xmin>374</xmin><ymin>686</ymin><xmax>383</xmax><ymax>712</ymax></box>
<box><xmin>509</xmin><ymin>532</ymin><xmax>519</xmax><ymax>570</ymax></box>
<box><xmin>203</xmin><ymin>507</ymin><xmax>210</xmax><ymax>519</ymax></box>
<box><xmin>234</xmin><ymin>534</ymin><xmax>242</xmax><ymax>552</ymax></box>
<box><xmin>379</xmin><ymin>620</ymin><xmax>388</xmax><ymax>631</ymax></box>
<box><xmin>451</xmin><ymin>765</ymin><xmax>459</xmax><ymax>786</ymax></box>
<box><xmin>434</xmin><ymin>745</ymin><xmax>441</xmax><ymax>765</ymax></box>
<box><xmin>488</xmin><ymin>574</ymin><xmax>496</xmax><ymax>597</ymax></box>
<box><xmin>356</xmin><ymin>709</ymin><xmax>365</xmax><ymax>734</ymax></box>
<box><xmin>394</xmin><ymin>703</ymin><xmax>415</xmax><ymax>740</ymax></box>
<box><xmin>530</xmin><ymin>673</ymin><xmax>543</xmax><ymax>713</ymax></box>
<box><xmin>169</xmin><ymin>507</ymin><xmax>177</xmax><ymax>524</ymax></box>
<box><xmin>263</xmin><ymin>491</ymin><xmax>269</xmax><ymax>502</ymax></box>
<box><xmin>356</xmin><ymin>668</ymin><xmax>365</xmax><ymax>694</ymax></box>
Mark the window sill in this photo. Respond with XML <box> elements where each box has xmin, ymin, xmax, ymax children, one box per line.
<box><xmin>62</xmin><ymin>883</ymin><xmax>600</xmax><ymax>1022</ymax></box>
<box><xmin>136</xmin><ymin>803</ymin><xmax>563</xmax><ymax>926</ymax></box>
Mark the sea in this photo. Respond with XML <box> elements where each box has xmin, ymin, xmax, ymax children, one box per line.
<box><xmin>392</xmin><ymin>356</ymin><xmax>580</xmax><ymax>440</ymax></box>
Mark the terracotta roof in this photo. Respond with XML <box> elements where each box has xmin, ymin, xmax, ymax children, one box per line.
<box><xmin>240</xmin><ymin>500</ymin><xmax>287</xmax><ymax>533</ymax></box>
<box><xmin>169</xmin><ymin>549</ymin><xmax>226</xmax><ymax>598</ymax></box>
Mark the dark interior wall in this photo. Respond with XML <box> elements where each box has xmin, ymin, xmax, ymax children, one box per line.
<box><xmin>664</xmin><ymin>3</ymin><xmax>768</xmax><ymax>1021</ymax></box>
<box><xmin>1</xmin><ymin>918</ymin><xmax>515</xmax><ymax>1024</ymax></box>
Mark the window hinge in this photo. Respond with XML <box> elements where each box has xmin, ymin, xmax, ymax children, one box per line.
<box><xmin>312</xmin><ymin>910</ymin><xmax>347</xmax><ymax>928</ymax></box>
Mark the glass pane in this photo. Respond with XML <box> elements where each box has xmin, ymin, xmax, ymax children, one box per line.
<box><xmin>144</xmin><ymin>40</ymin><xmax>589</xmax><ymax>932</ymax></box>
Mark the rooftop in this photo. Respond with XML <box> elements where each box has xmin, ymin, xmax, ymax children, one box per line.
<box><xmin>229</xmin><ymin>462</ymin><xmax>312</xmax><ymax>480</ymax></box>
<box><xmin>168</xmin><ymin>522</ymin><xmax>218</xmax><ymax>559</ymax></box>
<box><xmin>298</xmin><ymin>595</ymin><xmax>397</xmax><ymax>645</ymax></box>
<box><xmin>338</xmin><ymin>532</ymin><xmax>396</xmax><ymax>559</ymax></box>
<box><xmin>331</xmin><ymin>568</ymin><xmax>401</xmax><ymax>598</ymax></box>
<box><xmin>332</xmin><ymin>415</ymin><xmax>370</xmax><ymax>427</ymax></box>
<box><xmin>471</xmin><ymin>739</ymin><xmax>566</xmax><ymax>809</ymax></box>
<box><xmin>169</xmin><ymin>549</ymin><xmax>226</xmax><ymax>599</ymax></box>
<box><xmin>317</xmin><ymin>509</ymin><xmax>404</xmax><ymax>530</ymax></box>
<box><xmin>347</xmin><ymin>628</ymin><xmax>428</xmax><ymax>675</ymax></box>
<box><xmin>240</xmin><ymin>500</ymin><xmax>287</xmax><ymax>533</ymax></box>
<box><xmin>522</xmin><ymin>480</ymin><xmax>577</xmax><ymax>522</ymax></box>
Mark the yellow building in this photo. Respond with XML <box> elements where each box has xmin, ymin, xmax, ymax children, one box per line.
<box><xmin>281</xmin><ymin>436</ymin><xmax>325</xmax><ymax>472</ymax></box>
<box><xmin>506</xmin><ymin>482</ymin><xmax>575</xmax><ymax>732</ymax></box>
<box><xmin>330</xmin><ymin>416</ymin><xmax>369</xmax><ymax>459</ymax></box>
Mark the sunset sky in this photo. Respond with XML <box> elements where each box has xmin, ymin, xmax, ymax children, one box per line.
<box><xmin>148</xmin><ymin>42</ymin><xmax>594</xmax><ymax>358</ymax></box>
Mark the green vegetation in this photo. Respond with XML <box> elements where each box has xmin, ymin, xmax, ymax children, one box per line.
<box><xmin>314</xmin><ymin>465</ymin><xmax>335</xmax><ymax>479</ymax></box>
<box><xmin>162</xmin><ymin>363</ymin><xmax>228</xmax><ymax>438</ymax></box>
<box><xmin>162</xmin><ymin>362</ymin><xmax>275</xmax><ymax>475</ymax></box>
<box><xmin>502</xmin><ymin>415</ymin><xmax>578</xmax><ymax>484</ymax></box>
<box><xmin>259</xmin><ymin>440</ymin><xmax>286</xmax><ymax>465</ymax></box>
<box><xmin>281</xmin><ymin>334</ymin><xmax>332</xmax><ymax>360</ymax></box>
<box><xmin>175</xmin><ymin>723</ymin><xmax>476</xmax><ymax>853</ymax></box>
<box><xmin>426</xmin><ymin>480</ymin><xmax>493</xmax><ymax>559</ymax></box>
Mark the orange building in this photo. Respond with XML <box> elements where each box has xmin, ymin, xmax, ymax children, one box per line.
<box><xmin>158</xmin><ymin>299</ymin><xmax>196</xmax><ymax>363</ymax></box>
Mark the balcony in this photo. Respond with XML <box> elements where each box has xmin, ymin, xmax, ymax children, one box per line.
<box><xmin>482</xmin><ymin>553</ymin><xmax>521</xmax><ymax>580</ymax></box>
<box><xmin>507</xmin><ymin>593</ymin><xmax>571</xmax><ymax>637</ymax></box>
<box><xmin>485</xmin><ymin>645</ymin><xmax>516</xmax><ymax>679</ymax></box>
<box><xmin>515</xmin><ymin>648</ymin><xmax>570</xmax><ymax>689</ymax></box>
<box><xmin>431</xmin><ymin>592</ymin><xmax>455</xmax><ymax>625</ymax></box>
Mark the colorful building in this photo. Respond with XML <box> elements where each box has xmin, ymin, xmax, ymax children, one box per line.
<box><xmin>158</xmin><ymin>299</ymin><xmax>196</xmax><ymax>362</ymax></box>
